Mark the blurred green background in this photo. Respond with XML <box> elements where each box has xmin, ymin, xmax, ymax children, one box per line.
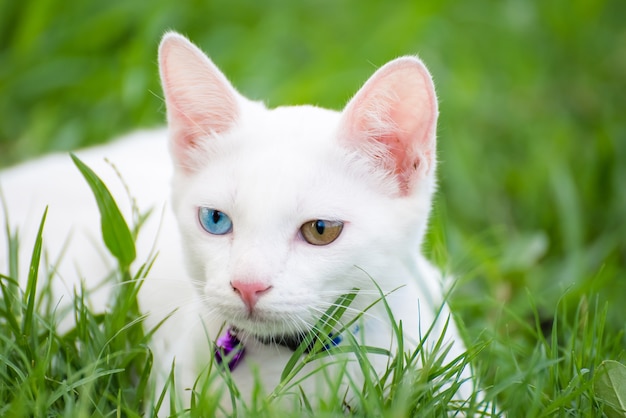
<box><xmin>0</xmin><ymin>0</ymin><xmax>624</xmax><ymax>342</ymax></box>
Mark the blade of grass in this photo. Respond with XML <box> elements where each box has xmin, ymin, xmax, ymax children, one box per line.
<box><xmin>21</xmin><ymin>208</ymin><xmax>47</xmax><ymax>361</ymax></box>
<box><xmin>71</xmin><ymin>154</ymin><xmax>136</xmax><ymax>268</ymax></box>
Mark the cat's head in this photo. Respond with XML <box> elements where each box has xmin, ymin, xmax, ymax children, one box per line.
<box><xmin>158</xmin><ymin>32</ymin><xmax>438</xmax><ymax>340</ymax></box>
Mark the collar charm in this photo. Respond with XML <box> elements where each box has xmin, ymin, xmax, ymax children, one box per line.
<box><xmin>214</xmin><ymin>328</ymin><xmax>245</xmax><ymax>371</ymax></box>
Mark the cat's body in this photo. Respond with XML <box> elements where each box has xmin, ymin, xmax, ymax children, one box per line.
<box><xmin>0</xmin><ymin>33</ymin><xmax>471</xmax><ymax>411</ymax></box>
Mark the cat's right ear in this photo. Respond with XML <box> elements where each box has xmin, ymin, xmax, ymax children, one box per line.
<box><xmin>159</xmin><ymin>32</ymin><xmax>241</xmax><ymax>172</ymax></box>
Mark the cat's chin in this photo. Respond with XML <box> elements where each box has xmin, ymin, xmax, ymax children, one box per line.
<box><xmin>234</xmin><ymin>328</ymin><xmax>309</xmax><ymax>352</ymax></box>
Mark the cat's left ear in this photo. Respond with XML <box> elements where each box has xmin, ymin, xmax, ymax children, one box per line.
<box><xmin>338</xmin><ymin>57</ymin><xmax>438</xmax><ymax>195</ymax></box>
<box><xmin>159</xmin><ymin>32</ymin><xmax>243</xmax><ymax>172</ymax></box>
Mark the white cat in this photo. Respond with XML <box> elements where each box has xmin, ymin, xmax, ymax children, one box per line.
<box><xmin>0</xmin><ymin>32</ymin><xmax>473</xmax><ymax>413</ymax></box>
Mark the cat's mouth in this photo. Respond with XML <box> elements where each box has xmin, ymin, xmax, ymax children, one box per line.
<box><xmin>220</xmin><ymin>306</ymin><xmax>317</xmax><ymax>345</ymax></box>
<box><xmin>227</xmin><ymin>313</ymin><xmax>307</xmax><ymax>338</ymax></box>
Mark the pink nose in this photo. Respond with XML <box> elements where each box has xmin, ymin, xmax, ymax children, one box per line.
<box><xmin>231</xmin><ymin>280</ymin><xmax>272</xmax><ymax>311</ymax></box>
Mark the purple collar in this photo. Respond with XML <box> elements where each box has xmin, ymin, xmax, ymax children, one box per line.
<box><xmin>214</xmin><ymin>326</ymin><xmax>352</xmax><ymax>371</ymax></box>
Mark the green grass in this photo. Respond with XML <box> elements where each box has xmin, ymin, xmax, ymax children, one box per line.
<box><xmin>1</xmin><ymin>0</ymin><xmax>625</xmax><ymax>416</ymax></box>
<box><xmin>1</xmin><ymin>165</ymin><xmax>624</xmax><ymax>416</ymax></box>
<box><xmin>0</xmin><ymin>219</ymin><xmax>150</xmax><ymax>416</ymax></box>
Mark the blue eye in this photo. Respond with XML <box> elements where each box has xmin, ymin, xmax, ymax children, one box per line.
<box><xmin>198</xmin><ymin>207</ymin><xmax>233</xmax><ymax>235</ymax></box>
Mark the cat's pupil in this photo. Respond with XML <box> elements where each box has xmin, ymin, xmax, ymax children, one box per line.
<box><xmin>212</xmin><ymin>210</ymin><xmax>222</xmax><ymax>224</ymax></box>
<box><xmin>315</xmin><ymin>220</ymin><xmax>325</xmax><ymax>235</ymax></box>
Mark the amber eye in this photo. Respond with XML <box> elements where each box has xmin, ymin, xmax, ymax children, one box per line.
<box><xmin>300</xmin><ymin>219</ymin><xmax>343</xmax><ymax>246</ymax></box>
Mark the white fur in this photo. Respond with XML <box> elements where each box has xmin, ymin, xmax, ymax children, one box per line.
<box><xmin>0</xmin><ymin>32</ymin><xmax>471</xmax><ymax>413</ymax></box>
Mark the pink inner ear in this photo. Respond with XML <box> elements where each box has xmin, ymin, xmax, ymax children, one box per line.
<box><xmin>341</xmin><ymin>58</ymin><xmax>438</xmax><ymax>195</ymax></box>
<box><xmin>159</xmin><ymin>33</ymin><xmax>240</xmax><ymax>171</ymax></box>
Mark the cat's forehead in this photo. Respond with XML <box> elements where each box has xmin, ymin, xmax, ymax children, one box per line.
<box><xmin>228</xmin><ymin>129</ymin><xmax>350</xmax><ymax>202</ymax></box>
<box><xmin>225</xmin><ymin>104</ymin><xmax>349</xmax><ymax>183</ymax></box>
<box><xmin>243</xmin><ymin>104</ymin><xmax>341</xmax><ymax>146</ymax></box>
